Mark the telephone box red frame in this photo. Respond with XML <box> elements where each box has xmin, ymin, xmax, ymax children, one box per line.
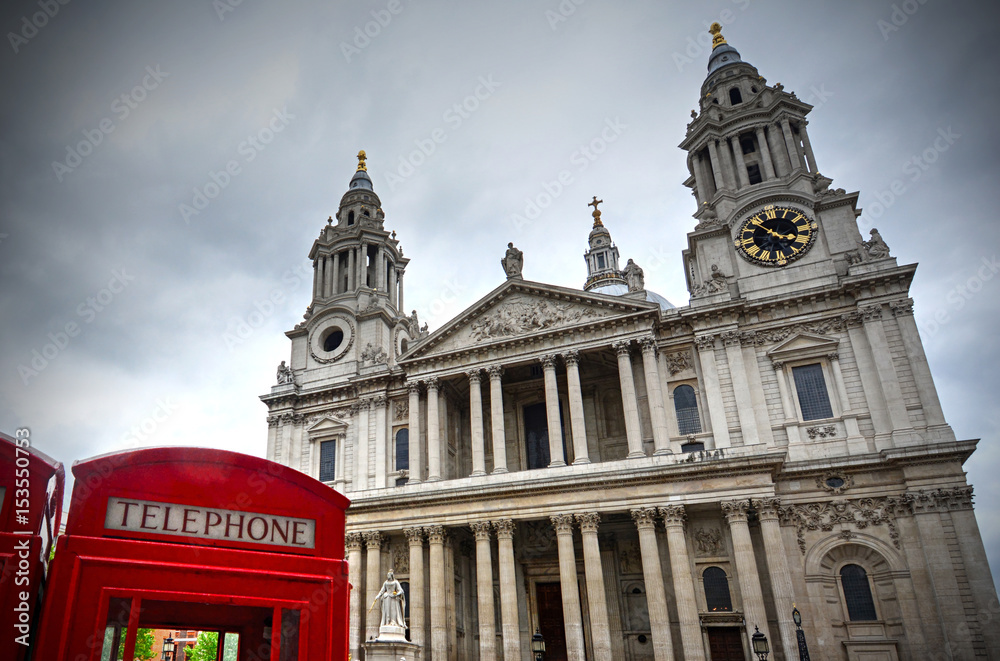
<box><xmin>0</xmin><ymin>431</ymin><xmax>64</xmax><ymax>661</ymax></box>
<box><xmin>34</xmin><ymin>447</ymin><xmax>350</xmax><ymax>660</ymax></box>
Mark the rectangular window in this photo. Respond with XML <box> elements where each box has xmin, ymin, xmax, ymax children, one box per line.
<box><xmin>319</xmin><ymin>440</ymin><xmax>336</xmax><ymax>482</ymax></box>
<box><xmin>746</xmin><ymin>163</ymin><xmax>762</xmax><ymax>184</ymax></box>
<box><xmin>792</xmin><ymin>363</ymin><xmax>834</xmax><ymax>421</ymax></box>
<box><xmin>597</xmin><ymin>254</ymin><xmax>606</xmax><ymax>269</ymax></box>
<box><xmin>740</xmin><ymin>136</ymin><xmax>756</xmax><ymax>154</ymax></box>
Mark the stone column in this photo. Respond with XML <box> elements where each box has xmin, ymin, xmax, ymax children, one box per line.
<box><xmin>828</xmin><ymin>353</ymin><xmax>866</xmax><ymax>452</ymax></box>
<box><xmin>471</xmin><ymin>521</ymin><xmax>497</xmax><ymax>661</ymax></box>
<box><xmin>312</xmin><ymin>259</ymin><xmax>320</xmax><ymax>299</ymax></box>
<box><xmin>358</xmin><ymin>242</ymin><xmax>367</xmax><ymax>288</ymax></box>
<box><xmin>721</xmin><ymin>501</ymin><xmax>773</xmax><ymax>648</ymax></box>
<box><xmin>564</xmin><ymin>351</ymin><xmax>590</xmax><ymax>464</ymax></box>
<box><xmin>599</xmin><ymin>533</ymin><xmax>627</xmax><ymax>661</ymax></box>
<box><xmin>767</xmin><ymin>123</ymin><xmax>791</xmax><ymax>176</ymax></box>
<box><xmin>324</xmin><ymin>254</ymin><xmax>334</xmax><ymax>297</ymax></box>
<box><xmin>346</xmin><ymin>533</ymin><xmax>364</xmax><ymax>661</ymax></box>
<box><xmin>690</xmin><ymin>155</ymin><xmax>707</xmax><ymax>205</ymax></box>
<box><xmin>755</xmin><ymin>498</ymin><xmax>797</xmax><ymax>661</ymax></box>
<box><xmin>404</xmin><ymin>528</ymin><xmax>426</xmax><ymax>650</ymax></box>
<box><xmin>539</xmin><ymin>355</ymin><xmax>567</xmax><ymax>467</ymax></box>
<box><xmin>398</xmin><ymin>269</ymin><xmax>405</xmax><ymax>312</ymax></box>
<box><xmin>949</xmin><ymin>496</ymin><xmax>1000</xmax><ymax>654</ymax></box>
<box><xmin>661</xmin><ymin>505</ymin><xmax>707</xmax><ymax>661</ymax></box>
<box><xmin>488</xmin><ymin>365</ymin><xmax>508</xmax><ymax>473</ymax></box>
<box><xmin>721</xmin><ymin>332</ymin><xmax>759</xmax><ymax>445</ymax></box>
<box><xmin>630</xmin><ymin>508</ymin><xmax>674</xmax><ymax>661</ymax></box>
<box><xmin>389</xmin><ymin>263</ymin><xmax>397</xmax><ymax>307</ymax></box>
<box><xmin>730</xmin><ymin>135</ymin><xmax>750</xmax><ymax>188</ymax></box>
<box><xmin>578</xmin><ymin>513</ymin><xmax>613</xmax><ymax>661</ymax></box>
<box><xmin>860</xmin><ymin>305</ymin><xmax>913</xmax><ymax>438</ymax></box>
<box><xmin>407</xmin><ymin>381</ymin><xmax>423</xmax><ymax>483</ymax></box>
<box><xmin>551</xmin><ymin>514</ymin><xmax>585</xmax><ymax>659</ymax></box>
<box><xmin>364</xmin><ymin>531</ymin><xmax>384</xmax><ymax>642</ymax></box>
<box><xmin>706</xmin><ymin>139</ymin><xmax>726</xmax><ymax>192</ymax></box>
<box><xmin>718</xmin><ymin>135</ymin><xmax>737</xmax><ymax>190</ymax></box>
<box><xmin>891</xmin><ymin>300</ymin><xmax>947</xmax><ymax>428</ymax></box>
<box><xmin>494</xmin><ymin>520</ymin><xmax>520</xmax><ymax>661</ymax></box>
<box><xmin>695</xmin><ymin>335</ymin><xmax>730</xmax><ymax>447</ymax></box>
<box><xmin>373</xmin><ymin>396</ymin><xmax>387</xmax><ymax>489</ymax></box>
<box><xmin>426</xmin><ymin>378</ymin><xmax>442</xmax><ymax>481</ymax></box>
<box><xmin>355</xmin><ymin>399</ymin><xmax>370</xmax><ymax>491</ymax></box>
<box><xmin>771</xmin><ymin>361</ymin><xmax>801</xmax><ymax>445</ymax></box>
<box><xmin>468</xmin><ymin>370</ymin><xmax>487</xmax><ymax>476</ymax></box>
<box><xmin>613</xmin><ymin>341</ymin><xmax>645</xmax><ymax>458</ymax></box>
<box><xmin>347</xmin><ymin>247</ymin><xmax>356</xmax><ymax>291</ymax></box>
<box><xmin>640</xmin><ymin>338</ymin><xmax>671</xmax><ymax>454</ymax></box>
<box><xmin>800</xmin><ymin>123</ymin><xmax>817</xmax><ymax>172</ymax></box>
<box><xmin>754</xmin><ymin>126</ymin><xmax>775</xmax><ymax>180</ymax></box>
<box><xmin>427</xmin><ymin>525</ymin><xmax>448</xmax><ymax>660</ymax></box>
<box><xmin>780</xmin><ymin>118</ymin><xmax>801</xmax><ymax>171</ymax></box>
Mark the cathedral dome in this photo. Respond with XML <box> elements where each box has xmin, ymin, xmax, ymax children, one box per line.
<box><xmin>349</xmin><ymin>168</ymin><xmax>373</xmax><ymax>191</ymax></box>
<box><xmin>706</xmin><ymin>23</ymin><xmax>746</xmax><ymax>75</ymax></box>
<box><xmin>589</xmin><ymin>283</ymin><xmax>675</xmax><ymax>310</ymax></box>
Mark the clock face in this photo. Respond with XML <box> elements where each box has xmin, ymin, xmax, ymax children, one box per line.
<box><xmin>734</xmin><ymin>205</ymin><xmax>817</xmax><ymax>266</ymax></box>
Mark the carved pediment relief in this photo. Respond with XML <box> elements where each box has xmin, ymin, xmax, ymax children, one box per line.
<box><xmin>306</xmin><ymin>416</ymin><xmax>348</xmax><ymax>436</ymax></box>
<box><xmin>404</xmin><ymin>280</ymin><xmax>655</xmax><ymax>361</ymax></box>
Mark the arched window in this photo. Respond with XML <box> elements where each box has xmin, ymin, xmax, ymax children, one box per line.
<box><xmin>729</xmin><ymin>87</ymin><xmax>743</xmax><ymax>105</ymax></box>
<box><xmin>840</xmin><ymin>564</ymin><xmax>877</xmax><ymax>621</ymax></box>
<box><xmin>674</xmin><ymin>385</ymin><xmax>702</xmax><ymax>435</ymax></box>
<box><xmin>348</xmin><ymin>210</ymin><xmax>355</xmax><ymax>225</ymax></box>
<box><xmin>703</xmin><ymin>567</ymin><xmax>732</xmax><ymax>612</ymax></box>
<box><xmin>395</xmin><ymin>428</ymin><xmax>409</xmax><ymax>471</ymax></box>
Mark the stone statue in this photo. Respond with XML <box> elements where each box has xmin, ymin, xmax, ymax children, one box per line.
<box><xmin>276</xmin><ymin>360</ymin><xmax>293</xmax><ymax>385</ymax></box>
<box><xmin>501</xmin><ymin>242</ymin><xmax>523</xmax><ymax>280</ymax></box>
<box><xmin>370</xmin><ymin>570</ymin><xmax>406</xmax><ymax>630</ymax></box>
<box><xmin>623</xmin><ymin>258</ymin><xmax>645</xmax><ymax>292</ymax></box>
<box><xmin>863</xmin><ymin>228</ymin><xmax>891</xmax><ymax>259</ymax></box>
<box><xmin>408</xmin><ymin>309</ymin><xmax>420</xmax><ymax>333</ymax></box>
<box><xmin>691</xmin><ymin>264</ymin><xmax>729</xmax><ymax>298</ymax></box>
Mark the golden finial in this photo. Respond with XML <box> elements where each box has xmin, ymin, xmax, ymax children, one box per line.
<box><xmin>709</xmin><ymin>22</ymin><xmax>727</xmax><ymax>49</ymax></box>
<box><xmin>588</xmin><ymin>196</ymin><xmax>604</xmax><ymax>227</ymax></box>
<box><xmin>356</xmin><ymin>150</ymin><xmax>367</xmax><ymax>172</ymax></box>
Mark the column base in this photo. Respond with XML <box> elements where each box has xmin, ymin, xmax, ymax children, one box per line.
<box><xmin>470</xmin><ymin>470</ymin><xmax>487</xmax><ymax>477</ymax></box>
<box><xmin>627</xmin><ymin>451</ymin><xmax>647</xmax><ymax>459</ymax></box>
<box><xmin>652</xmin><ymin>449</ymin><xmax>673</xmax><ymax>456</ymax></box>
<box><xmin>492</xmin><ymin>467</ymin><xmax>508</xmax><ymax>474</ymax></box>
<box><xmin>572</xmin><ymin>458</ymin><xmax>592</xmax><ymax>465</ymax></box>
<box><xmin>548</xmin><ymin>460</ymin><xmax>567</xmax><ymax>468</ymax></box>
<box><xmin>426</xmin><ymin>475</ymin><xmax>442</xmax><ymax>482</ymax></box>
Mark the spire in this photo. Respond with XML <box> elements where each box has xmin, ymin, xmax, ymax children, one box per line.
<box><xmin>348</xmin><ymin>149</ymin><xmax>374</xmax><ymax>192</ymax></box>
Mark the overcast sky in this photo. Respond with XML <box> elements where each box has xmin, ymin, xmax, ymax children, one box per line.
<box><xmin>2</xmin><ymin>1</ymin><xmax>998</xmax><ymax>587</ymax></box>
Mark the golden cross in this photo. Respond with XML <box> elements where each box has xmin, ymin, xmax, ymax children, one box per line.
<box><xmin>588</xmin><ymin>196</ymin><xmax>603</xmax><ymax>213</ymax></box>
<box><xmin>357</xmin><ymin>150</ymin><xmax>367</xmax><ymax>171</ymax></box>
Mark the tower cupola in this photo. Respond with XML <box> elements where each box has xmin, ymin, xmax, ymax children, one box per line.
<box><xmin>583</xmin><ymin>196</ymin><xmax>627</xmax><ymax>291</ymax></box>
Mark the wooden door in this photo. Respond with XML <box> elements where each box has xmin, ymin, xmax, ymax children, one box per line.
<box><xmin>708</xmin><ymin>627</ymin><xmax>746</xmax><ymax>661</ymax></box>
<box><xmin>535</xmin><ymin>582</ymin><xmax>567</xmax><ymax>661</ymax></box>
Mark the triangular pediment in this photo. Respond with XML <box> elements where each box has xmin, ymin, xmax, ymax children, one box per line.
<box><xmin>767</xmin><ymin>332</ymin><xmax>839</xmax><ymax>360</ymax></box>
<box><xmin>306</xmin><ymin>416</ymin><xmax>349</xmax><ymax>435</ymax></box>
<box><xmin>402</xmin><ymin>279</ymin><xmax>657</xmax><ymax>362</ymax></box>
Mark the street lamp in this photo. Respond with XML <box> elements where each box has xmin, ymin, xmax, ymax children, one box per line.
<box><xmin>161</xmin><ymin>637</ymin><xmax>175</xmax><ymax>661</ymax></box>
<box><xmin>531</xmin><ymin>628</ymin><xmax>546</xmax><ymax>661</ymax></box>
<box><xmin>792</xmin><ymin>606</ymin><xmax>802</xmax><ymax>629</ymax></box>
<box><xmin>750</xmin><ymin>626</ymin><xmax>770</xmax><ymax>661</ymax></box>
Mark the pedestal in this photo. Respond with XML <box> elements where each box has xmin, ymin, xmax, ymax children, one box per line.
<box><xmin>363</xmin><ymin>639</ymin><xmax>421</xmax><ymax>661</ymax></box>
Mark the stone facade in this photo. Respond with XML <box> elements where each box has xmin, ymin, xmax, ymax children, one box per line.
<box><xmin>261</xmin><ymin>29</ymin><xmax>999</xmax><ymax>661</ymax></box>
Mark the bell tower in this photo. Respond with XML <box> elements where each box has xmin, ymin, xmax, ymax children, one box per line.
<box><xmin>283</xmin><ymin>151</ymin><xmax>416</xmax><ymax>389</ymax></box>
<box><xmin>679</xmin><ymin>24</ymin><xmax>891</xmax><ymax>302</ymax></box>
<box><xmin>582</xmin><ymin>196</ymin><xmax>627</xmax><ymax>291</ymax></box>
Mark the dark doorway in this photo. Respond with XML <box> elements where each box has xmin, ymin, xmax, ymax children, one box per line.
<box><xmin>708</xmin><ymin>627</ymin><xmax>745</xmax><ymax>661</ymax></box>
<box><xmin>536</xmin><ymin>582</ymin><xmax>567</xmax><ymax>661</ymax></box>
<box><xmin>523</xmin><ymin>403</ymin><xmax>568</xmax><ymax>469</ymax></box>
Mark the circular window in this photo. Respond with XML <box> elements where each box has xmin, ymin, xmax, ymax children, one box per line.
<box><xmin>323</xmin><ymin>328</ymin><xmax>344</xmax><ymax>352</ymax></box>
<box><xmin>638</xmin><ymin>635</ymin><xmax>648</xmax><ymax>644</ymax></box>
<box><xmin>826</xmin><ymin>477</ymin><xmax>846</xmax><ymax>489</ymax></box>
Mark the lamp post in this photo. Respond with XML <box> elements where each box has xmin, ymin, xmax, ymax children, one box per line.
<box><xmin>161</xmin><ymin>637</ymin><xmax>175</xmax><ymax>661</ymax></box>
<box><xmin>750</xmin><ymin>626</ymin><xmax>769</xmax><ymax>661</ymax></box>
<box><xmin>531</xmin><ymin>628</ymin><xmax>546</xmax><ymax>661</ymax></box>
<box><xmin>792</xmin><ymin>604</ymin><xmax>811</xmax><ymax>661</ymax></box>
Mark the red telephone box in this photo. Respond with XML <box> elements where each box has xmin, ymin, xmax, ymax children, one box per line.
<box><xmin>34</xmin><ymin>447</ymin><xmax>350</xmax><ymax>660</ymax></box>
<box><xmin>0</xmin><ymin>431</ymin><xmax>64</xmax><ymax>661</ymax></box>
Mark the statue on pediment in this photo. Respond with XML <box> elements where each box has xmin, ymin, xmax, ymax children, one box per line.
<box><xmin>623</xmin><ymin>259</ymin><xmax>645</xmax><ymax>292</ymax></box>
<box><xmin>501</xmin><ymin>242</ymin><xmax>523</xmax><ymax>280</ymax></box>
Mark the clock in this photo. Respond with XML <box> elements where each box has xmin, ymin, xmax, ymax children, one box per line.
<box><xmin>734</xmin><ymin>205</ymin><xmax>817</xmax><ymax>266</ymax></box>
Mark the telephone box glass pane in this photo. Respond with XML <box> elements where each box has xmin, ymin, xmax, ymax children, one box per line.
<box><xmin>280</xmin><ymin>609</ymin><xmax>300</xmax><ymax>661</ymax></box>
<box><xmin>222</xmin><ymin>633</ymin><xmax>240</xmax><ymax>660</ymax></box>
<box><xmin>100</xmin><ymin>597</ymin><xmax>133</xmax><ymax>661</ymax></box>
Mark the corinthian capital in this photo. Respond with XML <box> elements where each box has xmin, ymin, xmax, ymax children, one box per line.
<box><xmin>576</xmin><ymin>512</ymin><xmax>601</xmax><ymax>533</ymax></box>
<box><xmin>493</xmin><ymin>519</ymin><xmax>516</xmax><ymax>539</ymax></box>
<box><xmin>753</xmin><ymin>497</ymin><xmax>781</xmax><ymax>521</ymax></box>
<box><xmin>425</xmin><ymin>525</ymin><xmax>447</xmax><ymax>544</ymax></box>
<box><xmin>659</xmin><ymin>504</ymin><xmax>687</xmax><ymax>528</ymax></box>
<box><xmin>345</xmin><ymin>532</ymin><xmax>364</xmax><ymax>551</ymax></box>
<box><xmin>470</xmin><ymin>520</ymin><xmax>492</xmax><ymax>540</ymax></box>
<box><xmin>403</xmin><ymin>527</ymin><xmax>424</xmax><ymax>546</ymax></box>
<box><xmin>630</xmin><ymin>507</ymin><xmax>659</xmax><ymax>530</ymax></box>
<box><xmin>721</xmin><ymin>500</ymin><xmax>750</xmax><ymax>524</ymax></box>
<box><xmin>550</xmin><ymin>513</ymin><xmax>575</xmax><ymax>534</ymax></box>
<box><xmin>362</xmin><ymin>530</ymin><xmax>384</xmax><ymax>549</ymax></box>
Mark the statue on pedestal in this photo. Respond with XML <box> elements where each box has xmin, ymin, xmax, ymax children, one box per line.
<box><xmin>501</xmin><ymin>242</ymin><xmax>523</xmax><ymax>280</ymax></box>
<box><xmin>276</xmin><ymin>360</ymin><xmax>293</xmax><ymax>385</ymax></box>
<box><xmin>623</xmin><ymin>259</ymin><xmax>645</xmax><ymax>292</ymax></box>
<box><xmin>370</xmin><ymin>570</ymin><xmax>407</xmax><ymax>632</ymax></box>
